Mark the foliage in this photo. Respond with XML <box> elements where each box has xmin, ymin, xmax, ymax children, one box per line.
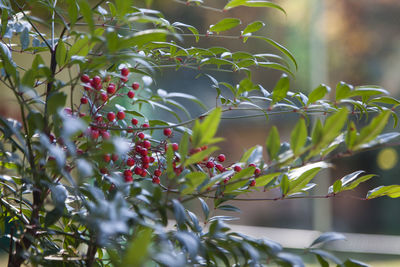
<box><xmin>0</xmin><ymin>0</ymin><xmax>399</xmax><ymax>266</ymax></box>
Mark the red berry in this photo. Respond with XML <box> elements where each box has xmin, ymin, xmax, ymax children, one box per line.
<box><xmin>100</xmin><ymin>167</ymin><xmax>108</xmax><ymax>174</ymax></box>
<box><xmin>150</xmin><ymin>157</ymin><xmax>155</xmax><ymax>163</ymax></box>
<box><xmin>143</xmin><ymin>140</ymin><xmax>151</xmax><ymax>149</ymax></box>
<box><xmin>80</xmin><ymin>97</ymin><xmax>88</xmax><ymax>104</ymax></box>
<box><xmin>95</xmin><ymin>115</ymin><xmax>103</xmax><ymax>122</ymax></box>
<box><xmin>142</xmin><ymin>123</ymin><xmax>149</xmax><ymax>128</ymax></box>
<box><xmin>127</xmin><ymin>126</ymin><xmax>134</xmax><ymax>133</ymax></box>
<box><xmin>91</xmin><ymin>129</ymin><xmax>99</xmax><ymax>140</ymax></box>
<box><xmin>234</xmin><ymin>166</ymin><xmax>242</xmax><ymax>172</ymax></box>
<box><xmin>84</xmin><ymin>85</ymin><xmax>91</xmax><ymax>91</ymax></box>
<box><xmin>163</xmin><ymin>128</ymin><xmax>172</xmax><ymax>137</ymax></box>
<box><xmin>249</xmin><ymin>163</ymin><xmax>256</xmax><ymax>168</ymax></box>
<box><xmin>103</xmin><ymin>154</ymin><xmax>111</xmax><ymax>163</ymax></box>
<box><xmin>121</xmin><ymin>67</ymin><xmax>129</xmax><ymax>77</ymax></box>
<box><xmin>138</xmin><ymin>132</ymin><xmax>145</xmax><ymax>139</ymax></box>
<box><xmin>131</xmin><ymin>118</ymin><xmax>138</xmax><ymax>125</ymax></box>
<box><xmin>134</xmin><ymin>166</ymin><xmax>143</xmax><ymax>175</ymax></box>
<box><xmin>139</xmin><ymin>148</ymin><xmax>148</xmax><ymax>157</ymax></box>
<box><xmin>142</xmin><ymin>163</ymin><xmax>149</xmax><ymax>169</ymax></box>
<box><xmin>154</xmin><ymin>169</ymin><xmax>162</xmax><ymax>177</ymax></box>
<box><xmin>120</xmin><ymin>76</ymin><xmax>128</xmax><ymax>83</ymax></box>
<box><xmin>125</xmin><ymin>175</ymin><xmax>133</xmax><ymax>182</ymax></box>
<box><xmin>101</xmin><ymin>92</ymin><xmax>108</xmax><ymax>102</ymax></box>
<box><xmin>126</xmin><ymin>158</ymin><xmax>135</xmax><ymax>166</ymax></box>
<box><xmin>107</xmin><ymin>112</ymin><xmax>116</xmax><ymax>122</ymax></box>
<box><xmin>81</xmin><ymin>74</ymin><xmax>90</xmax><ymax>83</ymax></box>
<box><xmin>117</xmin><ymin>111</ymin><xmax>125</xmax><ymax>120</ymax></box>
<box><xmin>124</xmin><ymin>170</ymin><xmax>133</xmax><ymax>177</ymax></box>
<box><xmin>101</xmin><ymin>131</ymin><xmax>111</xmax><ymax>140</ymax></box>
<box><xmin>132</xmin><ymin>82</ymin><xmax>140</xmax><ymax>90</ymax></box>
<box><xmin>217</xmin><ymin>154</ymin><xmax>226</xmax><ymax>162</ymax></box>
<box><xmin>254</xmin><ymin>168</ymin><xmax>261</xmax><ymax>176</ymax></box>
<box><xmin>127</xmin><ymin>91</ymin><xmax>135</xmax><ymax>98</ymax></box>
<box><xmin>107</xmin><ymin>83</ymin><xmax>116</xmax><ymax>94</ymax></box>
<box><xmin>250</xmin><ymin>180</ymin><xmax>256</xmax><ymax>187</ymax></box>
<box><xmin>111</xmin><ymin>154</ymin><xmax>118</xmax><ymax>162</ymax></box>
<box><xmin>152</xmin><ymin>177</ymin><xmax>160</xmax><ymax>184</ymax></box>
<box><xmin>142</xmin><ymin>156</ymin><xmax>150</xmax><ymax>164</ymax></box>
<box><xmin>140</xmin><ymin>171</ymin><xmax>147</xmax><ymax>177</ymax></box>
<box><xmin>206</xmin><ymin>161</ymin><xmax>215</xmax><ymax>169</ymax></box>
<box><xmin>172</xmin><ymin>143</ymin><xmax>179</xmax><ymax>151</ymax></box>
<box><xmin>215</xmin><ymin>164</ymin><xmax>224</xmax><ymax>172</ymax></box>
<box><xmin>92</xmin><ymin>75</ymin><xmax>102</xmax><ymax>86</ymax></box>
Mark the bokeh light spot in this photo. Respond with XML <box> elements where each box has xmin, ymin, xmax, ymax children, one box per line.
<box><xmin>377</xmin><ymin>148</ymin><xmax>398</xmax><ymax>170</ymax></box>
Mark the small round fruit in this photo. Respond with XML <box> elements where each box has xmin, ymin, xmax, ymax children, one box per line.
<box><xmin>101</xmin><ymin>131</ymin><xmax>110</xmax><ymax>140</ymax></box>
<box><xmin>92</xmin><ymin>75</ymin><xmax>102</xmax><ymax>86</ymax></box>
<box><xmin>152</xmin><ymin>176</ymin><xmax>160</xmax><ymax>184</ymax></box>
<box><xmin>134</xmin><ymin>166</ymin><xmax>143</xmax><ymax>175</ymax></box>
<box><xmin>138</xmin><ymin>132</ymin><xmax>145</xmax><ymax>139</ymax></box>
<box><xmin>80</xmin><ymin>74</ymin><xmax>90</xmax><ymax>83</ymax></box>
<box><xmin>107</xmin><ymin>112</ymin><xmax>116</xmax><ymax>122</ymax></box>
<box><xmin>234</xmin><ymin>166</ymin><xmax>242</xmax><ymax>172</ymax></box>
<box><xmin>131</xmin><ymin>118</ymin><xmax>138</xmax><ymax>125</ymax></box>
<box><xmin>132</xmin><ymin>82</ymin><xmax>140</xmax><ymax>90</ymax></box>
<box><xmin>100</xmin><ymin>92</ymin><xmax>108</xmax><ymax>102</ymax></box>
<box><xmin>154</xmin><ymin>169</ymin><xmax>162</xmax><ymax>177</ymax></box>
<box><xmin>163</xmin><ymin>128</ymin><xmax>172</xmax><ymax>137</ymax></box>
<box><xmin>107</xmin><ymin>84</ymin><xmax>116</xmax><ymax>94</ymax></box>
<box><xmin>90</xmin><ymin>129</ymin><xmax>99</xmax><ymax>140</ymax></box>
<box><xmin>254</xmin><ymin>168</ymin><xmax>261</xmax><ymax>176</ymax></box>
<box><xmin>206</xmin><ymin>161</ymin><xmax>215</xmax><ymax>169</ymax></box>
<box><xmin>80</xmin><ymin>97</ymin><xmax>88</xmax><ymax>104</ymax></box>
<box><xmin>117</xmin><ymin>111</ymin><xmax>125</xmax><ymax>120</ymax></box>
<box><xmin>142</xmin><ymin>123</ymin><xmax>149</xmax><ymax>128</ymax></box>
<box><xmin>103</xmin><ymin>154</ymin><xmax>111</xmax><ymax>163</ymax></box>
<box><xmin>127</xmin><ymin>91</ymin><xmax>135</xmax><ymax>98</ymax></box>
<box><xmin>217</xmin><ymin>154</ymin><xmax>226</xmax><ymax>162</ymax></box>
<box><xmin>111</xmin><ymin>154</ymin><xmax>119</xmax><ymax>162</ymax></box>
<box><xmin>124</xmin><ymin>170</ymin><xmax>133</xmax><ymax>177</ymax></box>
<box><xmin>120</xmin><ymin>76</ymin><xmax>128</xmax><ymax>83</ymax></box>
<box><xmin>126</xmin><ymin>158</ymin><xmax>135</xmax><ymax>166</ymax></box>
<box><xmin>124</xmin><ymin>175</ymin><xmax>133</xmax><ymax>182</ymax></box>
<box><xmin>171</xmin><ymin>143</ymin><xmax>179</xmax><ymax>151</ymax></box>
<box><xmin>121</xmin><ymin>67</ymin><xmax>129</xmax><ymax>76</ymax></box>
<box><xmin>143</xmin><ymin>140</ymin><xmax>151</xmax><ymax>149</ymax></box>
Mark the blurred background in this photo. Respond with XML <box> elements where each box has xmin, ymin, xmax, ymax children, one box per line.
<box><xmin>1</xmin><ymin>0</ymin><xmax>400</xmax><ymax>265</ymax></box>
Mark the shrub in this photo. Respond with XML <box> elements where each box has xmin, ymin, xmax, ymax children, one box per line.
<box><xmin>0</xmin><ymin>0</ymin><xmax>399</xmax><ymax>266</ymax></box>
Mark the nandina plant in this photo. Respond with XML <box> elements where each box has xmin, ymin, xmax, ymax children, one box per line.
<box><xmin>1</xmin><ymin>0</ymin><xmax>400</xmax><ymax>266</ymax></box>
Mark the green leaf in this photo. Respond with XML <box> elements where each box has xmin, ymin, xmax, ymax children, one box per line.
<box><xmin>179</xmin><ymin>132</ymin><xmax>189</xmax><ymax>163</ymax></box>
<box><xmin>78</xmin><ymin>0</ymin><xmax>94</xmax><ymax>32</ymax></box>
<box><xmin>342</xmin><ymin>259</ymin><xmax>370</xmax><ymax>267</ymax></box>
<box><xmin>56</xmin><ymin>40</ymin><xmax>67</xmax><ymax>67</ymax></box>
<box><xmin>122</xmin><ymin>29</ymin><xmax>168</xmax><ymax>49</ymax></box>
<box><xmin>184</xmin><ymin>146</ymin><xmax>219</xmax><ymax>167</ymax></box>
<box><xmin>329</xmin><ymin>171</ymin><xmax>376</xmax><ymax>194</ymax></box>
<box><xmin>287</xmin><ymin>167</ymin><xmax>321</xmax><ymax>196</ymax></box>
<box><xmin>255</xmin><ymin>172</ymin><xmax>280</xmax><ymax>187</ymax></box>
<box><xmin>345</xmin><ymin>121</ymin><xmax>357</xmax><ymax>150</ymax></box>
<box><xmin>311</xmin><ymin>119</ymin><xmax>323</xmax><ymax>145</ymax></box>
<box><xmin>47</xmin><ymin>92</ymin><xmax>67</xmax><ymax>114</ymax></box>
<box><xmin>209</xmin><ymin>18</ymin><xmax>241</xmax><ymax>33</ymax></box>
<box><xmin>67</xmin><ymin>0</ymin><xmax>78</xmax><ymax>27</ymax></box>
<box><xmin>335</xmin><ymin>81</ymin><xmax>353</xmax><ymax>101</ymax></box>
<box><xmin>307</xmin><ymin>84</ymin><xmax>330</xmax><ymax>105</ymax></box>
<box><xmin>217</xmin><ymin>205</ymin><xmax>241</xmax><ymax>213</ymax></box>
<box><xmin>68</xmin><ymin>36</ymin><xmax>90</xmax><ymax>58</ymax></box>
<box><xmin>172</xmin><ymin>22</ymin><xmax>199</xmax><ymax>42</ymax></box>
<box><xmin>366</xmin><ymin>185</ymin><xmax>400</xmax><ymax>199</ymax></box>
<box><xmin>320</xmin><ymin>108</ymin><xmax>348</xmax><ymax>146</ymax></box>
<box><xmin>20</xmin><ymin>28</ymin><xmax>30</xmax><ymax>50</ymax></box>
<box><xmin>280</xmin><ymin>175</ymin><xmax>289</xmax><ymax>195</ymax></box>
<box><xmin>290</xmin><ymin>118</ymin><xmax>307</xmax><ymax>156</ymax></box>
<box><xmin>27</xmin><ymin>111</ymin><xmax>44</xmax><ymax>137</ymax></box>
<box><xmin>266</xmin><ymin>126</ymin><xmax>280</xmax><ymax>160</ymax></box>
<box><xmin>369</xmin><ymin>96</ymin><xmax>400</xmax><ymax>106</ymax></box>
<box><xmin>271</xmin><ymin>74</ymin><xmax>290</xmax><ymax>104</ymax></box>
<box><xmin>310</xmin><ymin>232</ymin><xmax>346</xmax><ymax>247</ymax></box>
<box><xmin>182</xmin><ymin>172</ymin><xmax>208</xmax><ymax>195</ymax></box>
<box><xmin>166</xmin><ymin>143</ymin><xmax>175</xmax><ymax>179</ymax></box>
<box><xmin>352</xmin><ymin>110</ymin><xmax>391</xmax><ymax>150</ymax></box>
<box><xmin>332</xmin><ymin>180</ymin><xmax>342</xmax><ymax>194</ymax></box>
<box><xmin>242</xmin><ymin>21</ymin><xmax>265</xmax><ymax>35</ymax></box>
<box><xmin>115</xmin><ymin>0</ymin><xmax>133</xmax><ymax>18</ymax></box>
<box><xmin>192</xmin><ymin>108</ymin><xmax>222</xmax><ymax>148</ymax></box>
<box><xmin>198</xmin><ymin>198</ymin><xmax>209</xmax><ymax>220</ymax></box>
<box><xmin>1</xmin><ymin>8</ymin><xmax>8</xmax><ymax>37</ymax></box>
<box><xmin>224</xmin><ymin>0</ymin><xmax>286</xmax><ymax>14</ymax></box>
<box><xmin>121</xmin><ymin>227</ymin><xmax>153</xmax><ymax>266</ymax></box>
<box><xmin>254</xmin><ymin>36</ymin><xmax>297</xmax><ymax>69</ymax></box>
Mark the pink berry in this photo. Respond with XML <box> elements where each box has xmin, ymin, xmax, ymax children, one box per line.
<box><xmin>121</xmin><ymin>67</ymin><xmax>129</xmax><ymax>76</ymax></box>
<box><xmin>217</xmin><ymin>154</ymin><xmax>226</xmax><ymax>162</ymax></box>
<box><xmin>152</xmin><ymin>177</ymin><xmax>160</xmax><ymax>184</ymax></box>
<box><xmin>80</xmin><ymin>97</ymin><xmax>88</xmax><ymax>104</ymax></box>
<box><xmin>107</xmin><ymin>112</ymin><xmax>116</xmax><ymax>122</ymax></box>
<box><xmin>81</xmin><ymin>74</ymin><xmax>90</xmax><ymax>83</ymax></box>
<box><xmin>117</xmin><ymin>111</ymin><xmax>125</xmax><ymax>120</ymax></box>
<box><xmin>101</xmin><ymin>131</ymin><xmax>111</xmax><ymax>140</ymax></box>
<box><xmin>131</xmin><ymin>118</ymin><xmax>138</xmax><ymax>125</ymax></box>
<box><xmin>132</xmin><ymin>82</ymin><xmax>140</xmax><ymax>90</ymax></box>
<box><xmin>127</xmin><ymin>91</ymin><xmax>135</xmax><ymax>98</ymax></box>
<box><xmin>163</xmin><ymin>128</ymin><xmax>172</xmax><ymax>137</ymax></box>
<box><xmin>126</xmin><ymin>158</ymin><xmax>135</xmax><ymax>166</ymax></box>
